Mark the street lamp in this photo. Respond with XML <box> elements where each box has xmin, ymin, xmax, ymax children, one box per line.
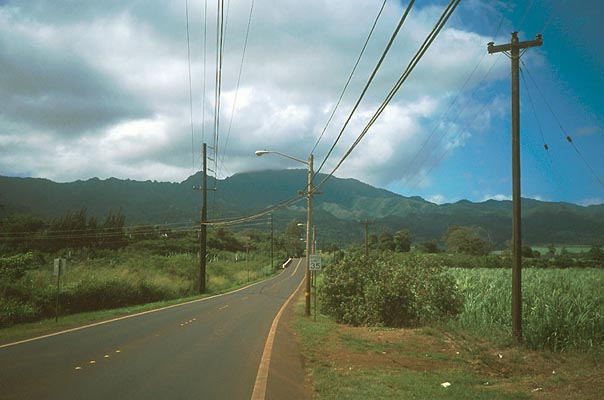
<box><xmin>256</xmin><ymin>149</ymin><xmax>314</xmax><ymax>317</ymax></box>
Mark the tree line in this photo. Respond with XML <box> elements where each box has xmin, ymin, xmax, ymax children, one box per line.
<box><xmin>0</xmin><ymin>209</ymin><xmax>127</xmax><ymax>254</ymax></box>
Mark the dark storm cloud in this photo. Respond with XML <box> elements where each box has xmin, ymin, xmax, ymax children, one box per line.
<box><xmin>0</xmin><ymin>21</ymin><xmax>150</xmax><ymax>136</ymax></box>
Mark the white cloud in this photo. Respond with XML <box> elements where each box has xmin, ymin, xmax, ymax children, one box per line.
<box><xmin>578</xmin><ymin>198</ymin><xmax>604</xmax><ymax>206</ymax></box>
<box><xmin>0</xmin><ymin>0</ymin><xmax>508</xmax><ymax>191</ymax></box>
<box><xmin>426</xmin><ymin>194</ymin><xmax>453</xmax><ymax>205</ymax></box>
<box><xmin>481</xmin><ymin>194</ymin><xmax>511</xmax><ymax>202</ymax></box>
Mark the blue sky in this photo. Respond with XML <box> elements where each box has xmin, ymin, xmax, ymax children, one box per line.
<box><xmin>398</xmin><ymin>0</ymin><xmax>604</xmax><ymax>205</ymax></box>
<box><xmin>0</xmin><ymin>0</ymin><xmax>602</xmax><ymax>206</ymax></box>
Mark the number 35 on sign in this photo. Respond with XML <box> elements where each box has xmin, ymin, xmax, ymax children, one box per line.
<box><xmin>309</xmin><ymin>255</ymin><xmax>322</xmax><ymax>271</ymax></box>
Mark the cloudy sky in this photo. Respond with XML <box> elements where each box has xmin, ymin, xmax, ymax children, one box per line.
<box><xmin>1</xmin><ymin>0</ymin><xmax>603</xmax><ymax>206</ymax></box>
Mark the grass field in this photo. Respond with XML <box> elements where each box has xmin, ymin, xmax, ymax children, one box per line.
<box><xmin>449</xmin><ymin>268</ymin><xmax>604</xmax><ymax>352</ymax></box>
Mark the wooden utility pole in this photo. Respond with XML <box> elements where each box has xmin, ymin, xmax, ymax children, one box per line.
<box><xmin>360</xmin><ymin>220</ymin><xmax>374</xmax><ymax>258</ymax></box>
<box><xmin>270</xmin><ymin>214</ymin><xmax>274</xmax><ymax>271</ymax></box>
<box><xmin>304</xmin><ymin>154</ymin><xmax>313</xmax><ymax>317</ymax></box>
<box><xmin>488</xmin><ymin>32</ymin><xmax>542</xmax><ymax>342</ymax></box>
<box><xmin>200</xmin><ymin>143</ymin><xmax>208</xmax><ymax>293</ymax></box>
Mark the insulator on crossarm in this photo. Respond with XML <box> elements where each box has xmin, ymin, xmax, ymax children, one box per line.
<box><xmin>544</xmin><ymin>144</ymin><xmax>549</xmax><ymax>150</ymax></box>
<box><xmin>566</xmin><ymin>136</ymin><xmax>573</xmax><ymax>143</ymax></box>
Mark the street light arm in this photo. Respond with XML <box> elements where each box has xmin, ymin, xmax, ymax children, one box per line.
<box><xmin>255</xmin><ymin>150</ymin><xmax>309</xmax><ymax>166</ymax></box>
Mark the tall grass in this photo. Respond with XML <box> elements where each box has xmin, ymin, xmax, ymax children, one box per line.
<box><xmin>0</xmin><ymin>250</ymin><xmax>275</xmax><ymax>327</ymax></box>
<box><xmin>450</xmin><ymin>268</ymin><xmax>604</xmax><ymax>351</ymax></box>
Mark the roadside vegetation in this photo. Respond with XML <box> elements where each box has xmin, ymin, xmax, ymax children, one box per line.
<box><xmin>295</xmin><ymin>226</ymin><xmax>603</xmax><ymax>398</ymax></box>
<box><xmin>0</xmin><ymin>208</ymin><xmax>308</xmax><ymax>329</ymax></box>
<box><xmin>320</xmin><ymin>251</ymin><xmax>463</xmax><ymax>328</ymax></box>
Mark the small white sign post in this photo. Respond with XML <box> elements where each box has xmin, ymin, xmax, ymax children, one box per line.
<box><xmin>53</xmin><ymin>258</ymin><xmax>66</xmax><ymax>322</ymax></box>
<box><xmin>309</xmin><ymin>254</ymin><xmax>322</xmax><ymax>321</ymax></box>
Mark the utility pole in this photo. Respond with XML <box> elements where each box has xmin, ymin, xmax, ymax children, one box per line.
<box><xmin>270</xmin><ymin>213</ymin><xmax>274</xmax><ymax>271</ymax></box>
<box><xmin>200</xmin><ymin>143</ymin><xmax>208</xmax><ymax>293</ymax></box>
<box><xmin>304</xmin><ymin>154</ymin><xmax>313</xmax><ymax>317</ymax></box>
<box><xmin>360</xmin><ymin>220</ymin><xmax>374</xmax><ymax>258</ymax></box>
<box><xmin>488</xmin><ymin>32</ymin><xmax>543</xmax><ymax>342</ymax></box>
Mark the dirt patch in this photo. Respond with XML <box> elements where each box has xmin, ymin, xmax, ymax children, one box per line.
<box><xmin>320</xmin><ymin>325</ymin><xmax>459</xmax><ymax>373</ymax></box>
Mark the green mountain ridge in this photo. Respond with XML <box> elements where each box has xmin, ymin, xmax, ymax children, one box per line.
<box><xmin>1</xmin><ymin>171</ymin><xmax>603</xmax><ymax>247</ymax></box>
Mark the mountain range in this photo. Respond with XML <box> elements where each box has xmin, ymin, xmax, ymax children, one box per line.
<box><xmin>1</xmin><ymin>170</ymin><xmax>603</xmax><ymax>247</ymax></box>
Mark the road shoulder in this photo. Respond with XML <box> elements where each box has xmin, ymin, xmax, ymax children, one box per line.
<box><xmin>265</xmin><ymin>291</ymin><xmax>312</xmax><ymax>400</ymax></box>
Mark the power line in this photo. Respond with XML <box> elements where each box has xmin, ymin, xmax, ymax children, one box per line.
<box><xmin>315</xmin><ymin>0</ymin><xmax>461</xmax><ymax>191</ymax></box>
<box><xmin>212</xmin><ymin>0</ymin><xmax>225</xmax><ymax>185</ymax></box>
<box><xmin>201</xmin><ymin>0</ymin><xmax>208</xmax><ymax>146</ymax></box>
<box><xmin>221</xmin><ymin>0</ymin><xmax>255</xmax><ymax>172</ymax></box>
<box><xmin>396</xmin><ymin>1</ymin><xmax>511</xmax><ymax>189</ymax></box>
<box><xmin>314</xmin><ymin>0</ymin><xmax>417</xmax><ymax>177</ymax></box>
<box><xmin>520</xmin><ymin>67</ymin><xmax>563</xmax><ymax>193</ymax></box>
<box><xmin>204</xmin><ymin>195</ymin><xmax>306</xmax><ymax>227</ymax></box>
<box><xmin>0</xmin><ymin>221</ymin><xmax>202</xmax><ymax>238</ymax></box>
<box><xmin>517</xmin><ymin>0</ymin><xmax>535</xmax><ymax>32</ymax></box>
<box><xmin>521</xmin><ymin>60</ymin><xmax>604</xmax><ymax>191</ymax></box>
<box><xmin>185</xmin><ymin>0</ymin><xmax>195</xmax><ymax>172</ymax></box>
<box><xmin>310</xmin><ymin>0</ymin><xmax>387</xmax><ymax>156</ymax></box>
<box><xmin>400</xmin><ymin>53</ymin><xmax>492</xmax><ymax>187</ymax></box>
<box><xmin>403</xmin><ymin>56</ymin><xmax>503</xmax><ymax>188</ymax></box>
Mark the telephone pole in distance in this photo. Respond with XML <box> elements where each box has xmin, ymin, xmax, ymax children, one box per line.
<box><xmin>360</xmin><ymin>220</ymin><xmax>374</xmax><ymax>258</ymax></box>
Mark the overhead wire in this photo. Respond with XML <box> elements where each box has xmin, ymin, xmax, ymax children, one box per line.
<box><xmin>521</xmin><ymin>60</ymin><xmax>604</xmax><ymax>191</ymax></box>
<box><xmin>517</xmin><ymin>0</ymin><xmax>535</xmax><ymax>32</ymax></box>
<box><xmin>0</xmin><ymin>220</ymin><xmax>203</xmax><ymax>238</ymax></box>
<box><xmin>0</xmin><ymin>215</ymin><xmax>282</xmax><ymax>241</ymax></box>
<box><xmin>203</xmin><ymin>195</ymin><xmax>306</xmax><ymax>227</ymax></box>
<box><xmin>0</xmin><ymin>225</ymin><xmax>202</xmax><ymax>241</ymax></box>
<box><xmin>400</xmin><ymin>51</ymin><xmax>491</xmax><ymax>186</ymax></box>
<box><xmin>315</xmin><ymin>0</ymin><xmax>461</xmax><ymax>192</ymax></box>
<box><xmin>221</xmin><ymin>0</ymin><xmax>255</xmax><ymax>172</ymax></box>
<box><xmin>212</xmin><ymin>0</ymin><xmax>225</xmax><ymax>183</ymax></box>
<box><xmin>403</xmin><ymin>55</ymin><xmax>503</xmax><ymax>188</ymax></box>
<box><xmin>520</xmin><ymin>67</ymin><xmax>563</xmax><ymax>193</ymax></box>
<box><xmin>208</xmin><ymin>0</ymin><xmax>226</xmax><ymax>219</ymax></box>
<box><xmin>314</xmin><ymin>0</ymin><xmax>417</xmax><ymax>177</ymax></box>
<box><xmin>185</xmin><ymin>0</ymin><xmax>196</xmax><ymax>172</ymax></box>
<box><xmin>310</xmin><ymin>0</ymin><xmax>388</xmax><ymax>156</ymax></box>
<box><xmin>397</xmin><ymin>1</ymin><xmax>511</xmax><ymax>188</ymax></box>
<box><xmin>201</xmin><ymin>0</ymin><xmax>208</xmax><ymax>146</ymax></box>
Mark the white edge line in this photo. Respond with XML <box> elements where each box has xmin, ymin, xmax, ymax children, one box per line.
<box><xmin>251</xmin><ymin>258</ymin><xmax>304</xmax><ymax>400</ymax></box>
<box><xmin>0</xmin><ymin>267</ymin><xmax>288</xmax><ymax>349</ymax></box>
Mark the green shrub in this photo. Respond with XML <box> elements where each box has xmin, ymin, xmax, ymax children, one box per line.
<box><xmin>0</xmin><ymin>299</ymin><xmax>40</xmax><ymax>326</ymax></box>
<box><xmin>0</xmin><ymin>252</ymin><xmax>36</xmax><ymax>282</ymax></box>
<box><xmin>320</xmin><ymin>253</ymin><xmax>463</xmax><ymax>328</ymax></box>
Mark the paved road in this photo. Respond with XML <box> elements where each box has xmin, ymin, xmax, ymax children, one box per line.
<box><xmin>0</xmin><ymin>259</ymin><xmax>305</xmax><ymax>400</ymax></box>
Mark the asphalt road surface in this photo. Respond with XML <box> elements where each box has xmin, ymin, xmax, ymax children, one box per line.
<box><xmin>0</xmin><ymin>259</ymin><xmax>305</xmax><ymax>400</ymax></box>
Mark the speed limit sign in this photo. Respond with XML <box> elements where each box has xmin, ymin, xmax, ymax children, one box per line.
<box><xmin>309</xmin><ymin>254</ymin><xmax>322</xmax><ymax>270</ymax></box>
